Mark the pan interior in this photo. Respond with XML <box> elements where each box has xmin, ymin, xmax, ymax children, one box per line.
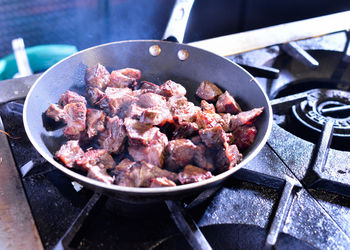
<box><xmin>23</xmin><ymin>40</ymin><xmax>272</xmax><ymax>196</ymax></box>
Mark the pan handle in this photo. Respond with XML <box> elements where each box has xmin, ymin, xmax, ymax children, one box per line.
<box><xmin>162</xmin><ymin>0</ymin><xmax>195</xmax><ymax>43</ymax></box>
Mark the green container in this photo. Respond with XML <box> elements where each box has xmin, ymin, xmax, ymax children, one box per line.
<box><xmin>0</xmin><ymin>44</ymin><xmax>78</xmax><ymax>80</ymax></box>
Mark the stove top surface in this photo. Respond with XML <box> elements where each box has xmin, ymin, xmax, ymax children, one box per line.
<box><xmin>1</xmin><ymin>31</ymin><xmax>350</xmax><ymax>249</ymax></box>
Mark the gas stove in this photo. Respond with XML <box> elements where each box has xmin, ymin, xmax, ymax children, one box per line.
<box><xmin>1</xmin><ymin>17</ymin><xmax>350</xmax><ymax>250</ymax></box>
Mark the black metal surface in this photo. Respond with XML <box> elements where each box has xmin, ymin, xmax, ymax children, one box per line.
<box><xmin>1</xmin><ymin>31</ymin><xmax>350</xmax><ymax>250</ymax></box>
<box><xmin>23</xmin><ymin>40</ymin><xmax>272</xmax><ymax>201</ymax></box>
<box><xmin>281</xmin><ymin>41</ymin><xmax>319</xmax><ymax>69</ymax></box>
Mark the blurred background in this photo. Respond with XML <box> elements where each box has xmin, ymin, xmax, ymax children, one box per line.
<box><xmin>1</xmin><ymin>0</ymin><xmax>350</xmax><ymax>67</ymax></box>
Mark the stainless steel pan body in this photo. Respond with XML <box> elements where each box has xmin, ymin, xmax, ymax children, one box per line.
<box><xmin>23</xmin><ymin>40</ymin><xmax>272</xmax><ymax>202</ymax></box>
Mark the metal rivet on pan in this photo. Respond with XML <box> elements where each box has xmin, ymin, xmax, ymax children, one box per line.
<box><xmin>177</xmin><ymin>49</ymin><xmax>189</xmax><ymax>61</ymax></box>
<box><xmin>149</xmin><ymin>44</ymin><xmax>161</xmax><ymax>56</ymax></box>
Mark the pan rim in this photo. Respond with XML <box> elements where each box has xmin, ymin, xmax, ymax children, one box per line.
<box><xmin>23</xmin><ymin>39</ymin><xmax>273</xmax><ymax>196</ymax></box>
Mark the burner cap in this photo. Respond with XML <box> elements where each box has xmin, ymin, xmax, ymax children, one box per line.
<box><xmin>293</xmin><ymin>89</ymin><xmax>350</xmax><ymax>137</ymax></box>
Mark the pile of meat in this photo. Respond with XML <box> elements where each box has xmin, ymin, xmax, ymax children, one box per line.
<box><xmin>45</xmin><ymin>63</ymin><xmax>263</xmax><ymax>188</ymax></box>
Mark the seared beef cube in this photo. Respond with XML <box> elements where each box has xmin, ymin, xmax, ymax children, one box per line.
<box><xmin>128</xmin><ymin>130</ymin><xmax>168</xmax><ymax>167</ymax></box>
<box><xmin>219</xmin><ymin>113</ymin><xmax>231</xmax><ymax>132</ymax></box>
<box><xmin>199</xmin><ymin>125</ymin><xmax>227</xmax><ymax>150</ymax></box>
<box><xmin>216</xmin><ymin>144</ymin><xmax>242</xmax><ymax>173</ymax></box>
<box><xmin>108</xmin><ymin>68</ymin><xmax>141</xmax><ymax>89</ymax></box>
<box><xmin>86</xmin><ymin>109</ymin><xmax>106</xmax><ymax>138</ymax></box>
<box><xmin>140</xmin><ymin>81</ymin><xmax>160</xmax><ymax>92</ymax></box>
<box><xmin>85</xmin><ymin>63</ymin><xmax>110</xmax><ymax>89</ymax></box>
<box><xmin>201</xmin><ymin>100</ymin><xmax>216</xmax><ymax>113</ymax></box>
<box><xmin>190</xmin><ymin>135</ymin><xmax>202</xmax><ymax>145</ymax></box>
<box><xmin>195</xmin><ymin>108</ymin><xmax>222</xmax><ymax>129</ymax></box>
<box><xmin>137</xmin><ymin>92</ymin><xmax>167</xmax><ymax>108</ymax></box>
<box><xmin>122</xmin><ymin>103</ymin><xmax>146</xmax><ymax>119</ymax></box>
<box><xmin>97</xmin><ymin>87</ymin><xmax>135</xmax><ymax>116</ymax></box>
<box><xmin>58</xmin><ymin>90</ymin><xmax>87</xmax><ymax>107</ymax></box>
<box><xmin>230</xmin><ymin>107</ymin><xmax>264</xmax><ymax>131</ymax></box>
<box><xmin>55</xmin><ymin>140</ymin><xmax>84</xmax><ymax>168</ymax></box>
<box><xmin>114</xmin><ymin>161</ymin><xmax>177</xmax><ymax>187</ymax></box>
<box><xmin>233</xmin><ymin>125</ymin><xmax>257</xmax><ymax>149</ymax></box>
<box><xmin>178</xmin><ymin>165</ymin><xmax>213</xmax><ymax>184</ymax></box>
<box><xmin>124</xmin><ymin>117</ymin><xmax>159</xmax><ymax>145</ymax></box>
<box><xmin>150</xmin><ymin>177</ymin><xmax>176</xmax><ymax>187</ymax></box>
<box><xmin>87</xmin><ymin>87</ymin><xmax>105</xmax><ymax>105</ymax></box>
<box><xmin>159</xmin><ymin>80</ymin><xmax>186</xmax><ymax>97</ymax></box>
<box><xmin>98</xmin><ymin>116</ymin><xmax>126</xmax><ymax>154</ymax></box>
<box><xmin>87</xmin><ymin>165</ymin><xmax>114</xmax><ymax>184</ymax></box>
<box><xmin>62</xmin><ymin>102</ymin><xmax>87</xmax><ymax>139</ymax></box>
<box><xmin>115</xmin><ymin>158</ymin><xmax>135</xmax><ymax>171</ymax></box>
<box><xmin>46</xmin><ymin>104</ymin><xmax>65</xmax><ymax>122</ymax></box>
<box><xmin>216</xmin><ymin>91</ymin><xmax>242</xmax><ymax>114</ymax></box>
<box><xmin>173</xmin><ymin>121</ymin><xmax>199</xmax><ymax>139</ymax></box>
<box><xmin>140</xmin><ymin>106</ymin><xmax>173</xmax><ymax>126</ymax></box>
<box><xmin>169</xmin><ymin>96</ymin><xmax>200</xmax><ymax>123</ymax></box>
<box><xmin>165</xmin><ymin>139</ymin><xmax>197</xmax><ymax>171</ymax></box>
<box><xmin>76</xmin><ymin>148</ymin><xmax>116</xmax><ymax>170</ymax></box>
<box><xmin>196</xmin><ymin>80</ymin><xmax>223</xmax><ymax>101</ymax></box>
<box><xmin>193</xmin><ymin>144</ymin><xmax>215</xmax><ymax>171</ymax></box>
<box><xmin>118</xmin><ymin>68</ymin><xmax>141</xmax><ymax>80</ymax></box>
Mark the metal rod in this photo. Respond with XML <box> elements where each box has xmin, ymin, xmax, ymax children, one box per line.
<box><xmin>321</xmin><ymin>104</ymin><xmax>350</xmax><ymax>114</ymax></box>
<box><xmin>53</xmin><ymin>192</ymin><xmax>102</xmax><ymax>250</ymax></box>
<box><xmin>281</xmin><ymin>41</ymin><xmax>319</xmax><ymax>69</ymax></box>
<box><xmin>265</xmin><ymin>176</ymin><xmax>299</xmax><ymax>247</ymax></box>
<box><xmin>166</xmin><ymin>200</ymin><xmax>212</xmax><ymax>250</ymax></box>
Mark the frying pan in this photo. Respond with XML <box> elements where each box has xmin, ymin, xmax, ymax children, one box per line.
<box><xmin>23</xmin><ymin>2</ymin><xmax>272</xmax><ymax>203</ymax></box>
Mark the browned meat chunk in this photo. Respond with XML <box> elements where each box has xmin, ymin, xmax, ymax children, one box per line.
<box><xmin>122</xmin><ymin>103</ymin><xmax>146</xmax><ymax>119</ymax></box>
<box><xmin>137</xmin><ymin>92</ymin><xmax>167</xmax><ymax>108</ymax></box>
<box><xmin>58</xmin><ymin>90</ymin><xmax>87</xmax><ymax>107</ymax></box>
<box><xmin>86</xmin><ymin>109</ymin><xmax>106</xmax><ymax>138</ymax></box>
<box><xmin>46</xmin><ymin>104</ymin><xmax>65</xmax><ymax>122</ymax></box>
<box><xmin>85</xmin><ymin>63</ymin><xmax>110</xmax><ymax>89</ymax></box>
<box><xmin>98</xmin><ymin>116</ymin><xmax>126</xmax><ymax>154</ymax></box>
<box><xmin>139</xmin><ymin>106</ymin><xmax>173</xmax><ymax>126</ymax></box>
<box><xmin>114</xmin><ymin>161</ymin><xmax>177</xmax><ymax>187</ymax></box>
<box><xmin>216</xmin><ymin>144</ymin><xmax>242</xmax><ymax>173</ymax></box>
<box><xmin>150</xmin><ymin>177</ymin><xmax>176</xmax><ymax>187</ymax></box>
<box><xmin>173</xmin><ymin>121</ymin><xmax>199</xmax><ymax>139</ymax></box>
<box><xmin>87</xmin><ymin>165</ymin><xmax>114</xmax><ymax>184</ymax></box>
<box><xmin>193</xmin><ymin>144</ymin><xmax>215</xmax><ymax>171</ymax></box>
<box><xmin>196</xmin><ymin>80</ymin><xmax>223</xmax><ymax>101</ymax></box>
<box><xmin>169</xmin><ymin>96</ymin><xmax>200</xmax><ymax>123</ymax></box>
<box><xmin>87</xmin><ymin>87</ymin><xmax>105</xmax><ymax>105</ymax></box>
<box><xmin>97</xmin><ymin>87</ymin><xmax>135</xmax><ymax>116</ymax></box>
<box><xmin>219</xmin><ymin>113</ymin><xmax>231</xmax><ymax>132</ymax></box>
<box><xmin>124</xmin><ymin>117</ymin><xmax>160</xmax><ymax>145</ymax></box>
<box><xmin>230</xmin><ymin>107</ymin><xmax>264</xmax><ymax>131</ymax></box>
<box><xmin>55</xmin><ymin>140</ymin><xmax>84</xmax><ymax>168</ymax></box>
<box><xmin>140</xmin><ymin>81</ymin><xmax>160</xmax><ymax>92</ymax></box>
<box><xmin>108</xmin><ymin>68</ymin><xmax>141</xmax><ymax>89</ymax></box>
<box><xmin>62</xmin><ymin>102</ymin><xmax>87</xmax><ymax>139</ymax></box>
<box><xmin>178</xmin><ymin>165</ymin><xmax>213</xmax><ymax>184</ymax></box>
<box><xmin>196</xmin><ymin>101</ymin><xmax>222</xmax><ymax>129</ymax></box>
<box><xmin>216</xmin><ymin>91</ymin><xmax>242</xmax><ymax>114</ymax></box>
<box><xmin>158</xmin><ymin>80</ymin><xmax>186</xmax><ymax>97</ymax></box>
<box><xmin>165</xmin><ymin>139</ymin><xmax>197</xmax><ymax>171</ymax></box>
<box><xmin>76</xmin><ymin>148</ymin><xmax>116</xmax><ymax>170</ymax></box>
<box><xmin>128</xmin><ymin>130</ymin><xmax>168</xmax><ymax>167</ymax></box>
<box><xmin>201</xmin><ymin>100</ymin><xmax>216</xmax><ymax>113</ymax></box>
<box><xmin>199</xmin><ymin>125</ymin><xmax>227</xmax><ymax>150</ymax></box>
<box><xmin>233</xmin><ymin>125</ymin><xmax>257</xmax><ymax>149</ymax></box>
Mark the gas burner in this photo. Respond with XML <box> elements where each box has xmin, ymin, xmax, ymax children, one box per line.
<box><xmin>293</xmin><ymin>89</ymin><xmax>350</xmax><ymax>137</ymax></box>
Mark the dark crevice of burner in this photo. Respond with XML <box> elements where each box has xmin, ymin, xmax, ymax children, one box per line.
<box><xmin>331</xmin><ymin>31</ymin><xmax>350</xmax><ymax>81</ymax></box>
<box><xmin>281</xmin><ymin>41</ymin><xmax>319</xmax><ymax>69</ymax></box>
<box><xmin>265</xmin><ymin>177</ymin><xmax>301</xmax><ymax>248</ymax></box>
<box><xmin>54</xmin><ymin>192</ymin><xmax>104</xmax><ymax>250</ymax></box>
<box><xmin>166</xmin><ymin>200</ymin><xmax>213</xmax><ymax>250</ymax></box>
